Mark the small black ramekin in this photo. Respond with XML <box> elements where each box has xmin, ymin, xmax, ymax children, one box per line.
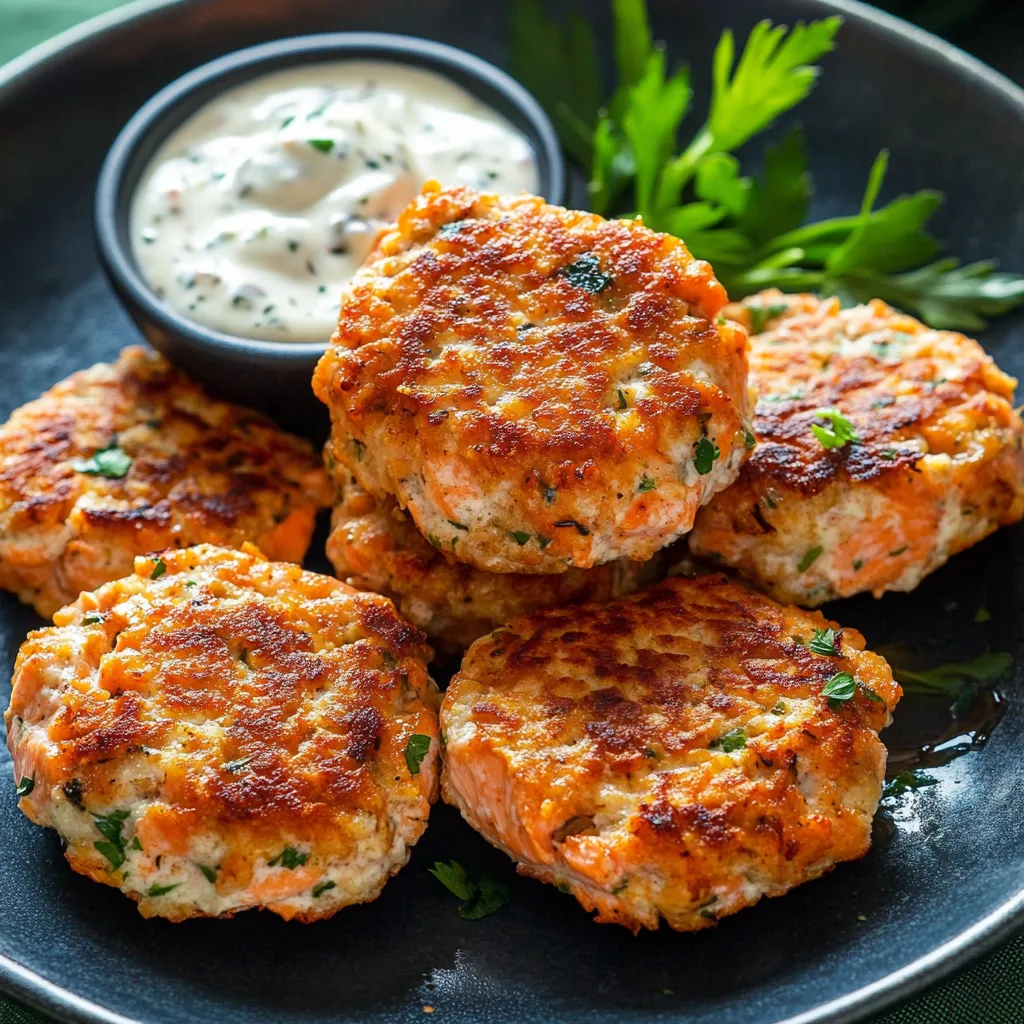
<box><xmin>95</xmin><ymin>32</ymin><xmax>565</xmax><ymax>434</ymax></box>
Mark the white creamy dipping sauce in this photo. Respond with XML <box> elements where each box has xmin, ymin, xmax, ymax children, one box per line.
<box><xmin>130</xmin><ymin>61</ymin><xmax>540</xmax><ymax>342</ymax></box>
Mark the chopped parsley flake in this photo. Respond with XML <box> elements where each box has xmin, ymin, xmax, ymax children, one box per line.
<box><xmin>72</xmin><ymin>444</ymin><xmax>132</xmax><ymax>479</ymax></box>
<box><xmin>810</xmin><ymin>408</ymin><xmax>859</xmax><ymax>449</ymax></box>
<box><xmin>269</xmin><ymin>846</ymin><xmax>308</xmax><ymax>869</ymax></box>
<box><xmin>563</xmin><ymin>252</ymin><xmax>612</xmax><ymax>293</ymax></box>
<box><xmin>427</xmin><ymin>533</ymin><xmax>442</xmax><ymax>549</ymax></box>
<box><xmin>351</xmin><ymin>438</ymin><xmax>366</xmax><ymax>461</ymax></box>
<box><xmin>147</xmin><ymin>883</ymin><xmax>180</xmax><ymax>897</ymax></box>
<box><xmin>312</xmin><ymin>880</ymin><xmax>336</xmax><ymax>898</ymax></box>
<box><xmin>808</xmin><ymin>628</ymin><xmax>840</xmax><ymax>657</ymax></box>
<box><xmin>883</xmin><ymin>770</ymin><xmax>939</xmax><ymax>800</ymax></box>
<box><xmin>92</xmin><ymin>809</ymin><xmax>130</xmax><ymax>870</ymax></box>
<box><xmin>82</xmin><ymin>615</ymin><xmax>103</xmax><ymax>625</ymax></box>
<box><xmin>852</xmin><ymin>558</ymin><xmax>863</xmax><ymax>571</ymax></box>
<box><xmin>638</xmin><ymin>475</ymin><xmax>657</xmax><ymax>492</ymax></box>
<box><xmin>743</xmin><ymin>427</ymin><xmax>757</xmax><ymax>449</ymax></box>
<box><xmin>15</xmin><ymin>776</ymin><xmax>34</xmax><ymax>798</ymax></box>
<box><xmin>694</xmin><ymin>435</ymin><xmax>720</xmax><ymax>475</ymax></box>
<box><xmin>616</xmin><ymin>389</ymin><xmax>629</xmax><ymax>410</ymax></box>
<box><xmin>713</xmin><ymin>728</ymin><xmax>747</xmax><ymax>753</ymax></box>
<box><xmin>797</xmin><ymin>546</ymin><xmax>823</xmax><ymax>572</ymax></box>
<box><xmin>199</xmin><ymin>864</ymin><xmax>217</xmax><ymax>883</ymax></box>
<box><xmin>308</xmin><ymin>138</ymin><xmax>334</xmax><ymax>153</ymax></box>
<box><xmin>880</xmin><ymin>448</ymin><xmax>898</xmax><ymax>460</ymax></box>
<box><xmin>509</xmin><ymin>530</ymin><xmax>531</xmax><ymax>546</ymax></box>
<box><xmin>889</xmin><ymin>545</ymin><xmax>909</xmax><ymax>557</ymax></box>
<box><xmin>150</xmin><ymin>558</ymin><xmax>167</xmax><ymax>579</ymax></box>
<box><xmin>448</xmin><ymin>520</ymin><xmax>469</xmax><ymax>531</ymax></box>
<box><xmin>404</xmin><ymin>734</ymin><xmax>432</xmax><ymax>775</ymax></box>
<box><xmin>429</xmin><ymin>860</ymin><xmax>510</xmax><ymax>920</ymax></box>
<box><xmin>748</xmin><ymin>302</ymin><xmax>790</xmax><ymax>334</ymax></box>
<box><xmin>537</xmin><ymin>535</ymin><xmax>552</xmax><ymax>548</ymax></box>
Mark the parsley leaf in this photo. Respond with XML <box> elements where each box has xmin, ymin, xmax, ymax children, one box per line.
<box><xmin>808</xmin><ymin>628</ymin><xmax>840</xmax><ymax>656</ymax></box>
<box><xmin>797</xmin><ymin>546</ymin><xmax>822</xmax><ymax>572</ymax></box>
<box><xmin>704</xmin><ymin>18</ymin><xmax>841</xmax><ymax>155</ymax></box>
<box><xmin>92</xmin><ymin>809</ymin><xmax>131</xmax><ymax>870</ymax></box>
<box><xmin>199</xmin><ymin>864</ymin><xmax>218</xmax><ymax>883</ymax></box>
<box><xmin>429</xmin><ymin>860</ymin><xmax>510</xmax><ymax>920</ymax></box>
<box><xmin>637</xmin><ymin>475</ymin><xmax>657</xmax><ymax>492</ymax></box>
<box><xmin>738</xmin><ymin>126</ymin><xmax>810</xmax><ymax>246</ymax></box>
<box><xmin>693</xmin><ymin>435</ymin><xmax>720</xmax><ymax>475</ymax></box>
<box><xmin>72</xmin><ymin>444</ymin><xmax>132</xmax><ymax>479</ymax></box>
<box><xmin>713</xmin><ymin>728</ymin><xmax>747</xmax><ymax>752</ymax></box>
<box><xmin>308</xmin><ymin>138</ymin><xmax>334</xmax><ymax>153</ymax></box>
<box><xmin>150</xmin><ymin>557</ymin><xmax>167</xmax><ymax>579</ymax></box>
<box><xmin>563</xmin><ymin>253</ymin><xmax>613</xmax><ymax>293</ymax></box>
<box><xmin>883</xmin><ymin>770</ymin><xmax>939</xmax><ymax>801</ymax></box>
<box><xmin>269</xmin><ymin>846</ymin><xmax>308</xmax><ymax>869</ymax></box>
<box><xmin>312</xmin><ymin>880</ymin><xmax>336</xmax><ymax>898</ymax></box>
<box><xmin>15</xmin><ymin>776</ymin><xmax>34</xmax><ymax>798</ymax></box>
<box><xmin>147</xmin><ymin>883</ymin><xmax>180</xmax><ymax>897</ymax></box>
<box><xmin>811</xmin><ymin>408</ymin><xmax>859</xmax><ymax>449</ymax></box>
<box><xmin>404</xmin><ymin>734</ymin><xmax>432</xmax><ymax>775</ymax></box>
<box><xmin>823</xmin><ymin>671</ymin><xmax>856</xmax><ymax>708</ymax></box>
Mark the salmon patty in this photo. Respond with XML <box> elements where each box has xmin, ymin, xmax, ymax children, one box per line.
<box><xmin>313</xmin><ymin>184</ymin><xmax>753</xmax><ymax>574</ymax></box>
<box><xmin>6</xmin><ymin>544</ymin><xmax>440</xmax><ymax>922</ymax></box>
<box><xmin>689</xmin><ymin>292</ymin><xmax>1024</xmax><ymax>605</ymax></box>
<box><xmin>0</xmin><ymin>347</ymin><xmax>331</xmax><ymax>618</ymax></box>
<box><xmin>325</xmin><ymin>456</ymin><xmax>661</xmax><ymax>654</ymax></box>
<box><xmin>441</xmin><ymin>573</ymin><xmax>900</xmax><ymax>933</ymax></box>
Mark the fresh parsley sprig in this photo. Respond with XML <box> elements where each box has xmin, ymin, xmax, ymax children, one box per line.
<box><xmin>509</xmin><ymin>0</ymin><xmax>1024</xmax><ymax>329</ymax></box>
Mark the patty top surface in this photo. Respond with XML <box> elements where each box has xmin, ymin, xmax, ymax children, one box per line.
<box><xmin>689</xmin><ymin>291</ymin><xmax>1024</xmax><ymax>604</ymax></box>
<box><xmin>6</xmin><ymin>544</ymin><xmax>439</xmax><ymax>921</ymax></box>
<box><xmin>0</xmin><ymin>347</ymin><xmax>331</xmax><ymax>617</ymax></box>
<box><xmin>313</xmin><ymin>184</ymin><xmax>752</xmax><ymax>573</ymax></box>
<box><xmin>441</xmin><ymin>573</ymin><xmax>900</xmax><ymax>932</ymax></box>
<box><xmin>724</xmin><ymin>290</ymin><xmax>1020</xmax><ymax>497</ymax></box>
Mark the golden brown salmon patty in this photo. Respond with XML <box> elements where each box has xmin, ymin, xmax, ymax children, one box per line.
<box><xmin>0</xmin><ymin>347</ymin><xmax>331</xmax><ymax>618</ymax></box>
<box><xmin>441</xmin><ymin>573</ymin><xmax>900</xmax><ymax>933</ymax></box>
<box><xmin>313</xmin><ymin>184</ymin><xmax>753</xmax><ymax>575</ymax></box>
<box><xmin>6</xmin><ymin>544</ymin><xmax>440</xmax><ymax>922</ymax></box>
<box><xmin>325</xmin><ymin>457</ymin><xmax>661</xmax><ymax>654</ymax></box>
<box><xmin>689</xmin><ymin>292</ymin><xmax>1024</xmax><ymax>605</ymax></box>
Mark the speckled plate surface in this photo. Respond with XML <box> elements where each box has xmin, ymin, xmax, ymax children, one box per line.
<box><xmin>1</xmin><ymin>2</ymin><xmax>1023</xmax><ymax>1023</ymax></box>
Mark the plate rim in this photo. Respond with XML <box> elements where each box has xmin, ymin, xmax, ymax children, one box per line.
<box><xmin>0</xmin><ymin>1</ymin><xmax>1022</xmax><ymax>1022</ymax></box>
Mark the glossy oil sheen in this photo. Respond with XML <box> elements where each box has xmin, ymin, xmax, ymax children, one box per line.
<box><xmin>0</xmin><ymin>2</ymin><xmax>1022</xmax><ymax>1024</ymax></box>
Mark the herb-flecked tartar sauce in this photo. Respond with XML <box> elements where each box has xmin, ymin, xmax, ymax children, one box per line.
<box><xmin>130</xmin><ymin>62</ymin><xmax>539</xmax><ymax>342</ymax></box>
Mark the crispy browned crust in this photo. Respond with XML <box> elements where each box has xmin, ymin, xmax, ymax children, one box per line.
<box><xmin>0</xmin><ymin>347</ymin><xmax>332</xmax><ymax>616</ymax></box>
<box><xmin>7</xmin><ymin>544</ymin><xmax>439</xmax><ymax>922</ymax></box>
<box><xmin>441</xmin><ymin>573</ymin><xmax>900</xmax><ymax>933</ymax></box>
<box><xmin>313</xmin><ymin>184</ymin><xmax>751</xmax><ymax>573</ymax></box>
<box><xmin>690</xmin><ymin>292</ymin><xmax>1024</xmax><ymax>604</ymax></box>
<box><xmin>324</xmin><ymin>449</ymin><xmax>664</xmax><ymax>654</ymax></box>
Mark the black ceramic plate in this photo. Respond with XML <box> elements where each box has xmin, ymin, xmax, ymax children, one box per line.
<box><xmin>1</xmin><ymin>2</ymin><xmax>1022</xmax><ymax>1023</ymax></box>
